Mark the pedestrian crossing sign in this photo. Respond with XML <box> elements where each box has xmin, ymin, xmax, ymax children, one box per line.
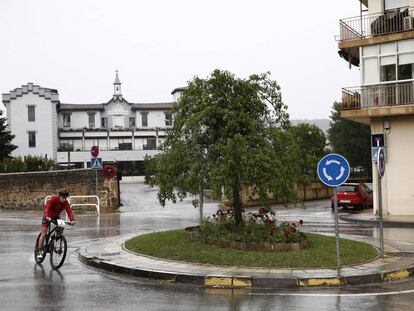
<box><xmin>91</xmin><ymin>157</ymin><xmax>103</xmax><ymax>170</ymax></box>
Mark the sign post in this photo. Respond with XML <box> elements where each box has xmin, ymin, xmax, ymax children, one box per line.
<box><xmin>317</xmin><ymin>153</ymin><xmax>350</xmax><ymax>271</ymax></box>
<box><xmin>90</xmin><ymin>146</ymin><xmax>101</xmax><ymax>196</ymax></box>
<box><xmin>377</xmin><ymin>147</ymin><xmax>386</xmax><ymax>257</ymax></box>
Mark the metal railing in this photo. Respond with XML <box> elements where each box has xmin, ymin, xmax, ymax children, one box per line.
<box><xmin>44</xmin><ymin>195</ymin><xmax>100</xmax><ymax>215</ymax></box>
<box><xmin>342</xmin><ymin>81</ymin><xmax>414</xmax><ymax>109</ymax></box>
<box><xmin>340</xmin><ymin>7</ymin><xmax>414</xmax><ymax>41</ymax></box>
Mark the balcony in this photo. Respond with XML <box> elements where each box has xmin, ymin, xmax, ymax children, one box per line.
<box><xmin>341</xmin><ymin>81</ymin><xmax>414</xmax><ymax>122</ymax></box>
<box><xmin>339</xmin><ymin>7</ymin><xmax>414</xmax><ymax>48</ymax></box>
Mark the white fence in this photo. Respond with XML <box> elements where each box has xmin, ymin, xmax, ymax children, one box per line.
<box><xmin>44</xmin><ymin>195</ymin><xmax>100</xmax><ymax>215</ymax></box>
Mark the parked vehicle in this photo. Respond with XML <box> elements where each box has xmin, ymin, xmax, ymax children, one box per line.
<box><xmin>330</xmin><ymin>183</ymin><xmax>373</xmax><ymax>211</ymax></box>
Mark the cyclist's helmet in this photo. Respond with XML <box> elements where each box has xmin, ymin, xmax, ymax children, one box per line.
<box><xmin>58</xmin><ymin>189</ymin><xmax>70</xmax><ymax>198</ymax></box>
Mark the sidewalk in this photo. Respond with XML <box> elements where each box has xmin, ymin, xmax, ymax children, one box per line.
<box><xmin>79</xmin><ymin>232</ymin><xmax>414</xmax><ymax>289</ymax></box>
<box><xmin>339</xmin><ymin>210</ymin><xmax>414</xmax><ymax>228</ymax></box>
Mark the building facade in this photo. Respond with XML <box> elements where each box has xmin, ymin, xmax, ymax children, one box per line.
<box><xmin>339</xmin><ymin>0</ymin><xmax>414</xmax><ymax>215</ymax></box>
<box><xmin>2</xmin><ymin>72</ymin><xmax>181</xmax><ymax>173</ymax></box>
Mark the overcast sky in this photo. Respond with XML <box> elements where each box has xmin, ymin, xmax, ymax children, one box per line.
<box><xmin>0</xmin><ymin>0</ymin><xmax>361</xmax><ymax>119</ymax></box>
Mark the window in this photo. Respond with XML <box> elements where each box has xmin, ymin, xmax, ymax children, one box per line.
<box><xmin>129</xmin><ymin>117</ymin><xmax>136</xmax><ymax>128</ymax></box>
<box><xmin>164</xmin><ymin>112</ymin><xmax>172</xmax><ymax>126</ymax></box>
<box><xmin>28</xmin><ymin>106</ymin><xmax>35</xmax><ymax>122</ymax></box>
<box><xmin>385</xmin><ymin>0</ymin><xmax>409</xmax><ymax>11</ymax></box>
<box><xmin>101</xmin><ymin>117</ymin><xmax>108</xmax><ymax>128</ymax></box>
<box><xmin>363</xmin><ymin>58</ymin><xmax>379</xmax><ymax>84</ymax></box>
<box><xmin>380</xmin><ymin>56</ymin><xmax>396</xmax><ymax>82</ymax></box>
<box><xmin>59</xmin><ymin>140</ymin><xmax>74</xmax><ymax>151</ymax></box>
<box><xmin>141</xmin><ymin>112</ymin><xmax>148</xmax><ymax>127</ymax></box>
<box><xmin>88</xmin><ymin>113</ymin><xmax>95</xmax><ymax>128</ymax></box>
<box><xmin>113</xmin><ymin>115</ymin><xmax>124</xmax><ymax>128</ymax></box>
<box><xmin>28</xmin><ymin>131</ymin><xmax>36</xmax><ymax>148</ymax></box>
<box><xmin>63</xmin><ymin>114</ymin><xmax>71</xmax><ymax>127</ymax></box>
<box><xmin>398</xmin><ymin>53</ymin><xmax>414</xmax><ymax>80</ymax></box>
<box><xmin>143</xmin><ymin>138</ymin><xmax>156</xmax><ymax>150</ymax></box>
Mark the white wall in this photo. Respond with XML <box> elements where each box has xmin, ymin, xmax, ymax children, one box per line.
<box><xmin>371</xmin><ymin>116</ymin><xmax>414</xmax><ymax>215</ymax></box>
<box><xmin>8</xmin><ymin>93</ymin><xmax>56</xmax><ymax>159</ymax></box>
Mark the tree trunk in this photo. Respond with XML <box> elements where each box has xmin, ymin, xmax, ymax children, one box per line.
<box><xmin>199</xmin><ymin>183</ymin><xmax>204</xmax><ymax>224</ymax></box>
<box><xmin>233</xmin><ymin>182</ymin><xmax>242</xmax><ymax>226</ymax></box>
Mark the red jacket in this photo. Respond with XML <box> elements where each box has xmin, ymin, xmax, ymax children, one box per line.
<box><xmin>44</xmin><ymin>195</ymin><xmax>75</xmax><ymax>221</ymax></box>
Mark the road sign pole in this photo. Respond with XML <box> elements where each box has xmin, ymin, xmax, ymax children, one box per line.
<box><xmin>95</xmin><ymin>169</ymin><xmax>98</xmax><ymax>196</ymax></box>
<box><xmin>333</xmin><ymin>187</ymin><xmax>341</xmax><ymax>270</ymax></box>
<box><xmin>378</xmin><ymin>174</ymin><xmax>384</xmax><ymax>257</ymax></box>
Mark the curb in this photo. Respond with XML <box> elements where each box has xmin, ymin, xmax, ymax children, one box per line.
<box><xmin>78</xmin><ymin>249</ymin><xmax>414</xmax><ymax>289</ymax></box>
<box><xmin>339</xmin><ymin>214</ymin><xmax>414</xmax><ymax>228</ymax></box>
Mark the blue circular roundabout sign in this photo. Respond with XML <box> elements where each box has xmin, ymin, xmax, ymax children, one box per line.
<box><xmin>317</xmin><ymin>153</ymin><xmax>350</xmax><ymax>187</ymax></box>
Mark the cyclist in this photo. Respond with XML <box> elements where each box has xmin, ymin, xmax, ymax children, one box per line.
<box><xmin>37</xmin><ymin>189</ymin><xmax>76</xmax><ymax>260</ymax></box>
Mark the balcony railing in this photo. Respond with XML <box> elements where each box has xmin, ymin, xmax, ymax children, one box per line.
<box><xmin>342</xmin><ymin>81</ymin><xmax>414</xmax><ymax>110</ymax></box>
<box><xmin>340</xmin><ymin>7</ymin><xmax>414</xmax><ymax>42</ymax></box>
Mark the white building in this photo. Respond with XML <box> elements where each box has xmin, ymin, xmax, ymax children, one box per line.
<box><xmin>2</xmin><ymin>72</ymin><xmax>182</xmax><ymax>174</ymax></box>
<box><xmin>339</xmin><ymin>0</ymin><xmax>414</xmax><ymax>215</ymax></box>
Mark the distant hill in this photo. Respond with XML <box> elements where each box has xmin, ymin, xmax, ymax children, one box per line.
<box><xmin>291</xmin><ymin>119</ymin><xmax>330</xmax><ymax>134</ymax></box>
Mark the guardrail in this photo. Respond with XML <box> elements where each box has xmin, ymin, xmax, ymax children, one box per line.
<box><xmin>340</xmin><ymin>7</ymin><xmax>414</xmax><ymax>42</ymax></box>
<box><xmin>44</xmin><ymin>195</ymin><xmax>100</xmax><ymax>215</ymax></box>
<box><xmin>342</xmin><ymin>81</ymin><xmax>414</xmax><ymax>110</ymax></box>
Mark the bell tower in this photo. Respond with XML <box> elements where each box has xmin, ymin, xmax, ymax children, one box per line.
<box><xmin>113</xmin><ymin>70</ymin><xmax>122</xmax><ymax>99</ymax></box>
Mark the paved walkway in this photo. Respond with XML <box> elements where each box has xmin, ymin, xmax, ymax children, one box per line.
<box><xmin>340</xmin><ymin>210</ymin><xmax>414</xmax><ymax>227</ymax></box>
<box><xmin>79</xmin><ymin>231</ymin><xmax>414</xmax><ymax>289</ymax></box>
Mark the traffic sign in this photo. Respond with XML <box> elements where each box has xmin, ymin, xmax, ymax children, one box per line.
<box><xmin>317</xmin><ymin>153</ymin><xmax>350</xmax><ymax>187</ymax></box>
<box><xmin>91</xmin><ymin>157</ymin><xmax>103</xmax><ymax>170</ymax></box>
<box><xmin>103</xmin><ymin>165</ymin><xmax>116</xmax><ymax>180</ymax></box>
<box><xmin>91</xmin><ymin>145</ymin><xmax>99</xmax><ymax>158</ymax></box>
<box><xmin>377</xmin><ymin>147</ymin><xmax>385</xmax><ymax>178</ymax></box>
<box><xmin>371</xmin><ymin>134</ymin><xmax>385</xmax><ymax>148</ymax></box>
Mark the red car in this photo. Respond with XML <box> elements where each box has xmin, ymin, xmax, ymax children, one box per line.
<box><xmin>330</xmin><ymin>183</ymin><xmax>373</xmax><ymax>211</ymax></box>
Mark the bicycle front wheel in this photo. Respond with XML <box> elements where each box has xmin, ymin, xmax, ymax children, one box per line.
<box><xmin>50</xmin><ymin>235</ymin><xmax>67</xmax><ymax>270</ymax></box>
<box><xmin>34</xmin><ymin>233</ymin><xmax>46</xmax><ymax>264</ymax></box>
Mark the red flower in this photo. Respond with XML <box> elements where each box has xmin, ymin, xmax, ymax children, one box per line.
<box><xmin>283</xmin><ymin>230</ymin><xmax>290</xmax><ymax>238</ymax></box>
<box><xmin>259</xmin><ymin>208</ymin><xmax>267</xmax><ymax>215</ymax></box>
<box><xmin>299</xmin><ymin>219</ymin><xmax>304</xmax><ymax>225</ymax></box>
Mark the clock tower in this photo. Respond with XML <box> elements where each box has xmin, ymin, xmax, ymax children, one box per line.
<box><xmin>113</xmin><ymin>70</ymin><xmax>122</xmax><ymax>99</ymax></box>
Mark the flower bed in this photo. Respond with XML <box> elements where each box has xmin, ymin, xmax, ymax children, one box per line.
<box><xmin>185</xmin><ymin>208</ymin><xmax>308</xmax><ymax>252</ymax></box>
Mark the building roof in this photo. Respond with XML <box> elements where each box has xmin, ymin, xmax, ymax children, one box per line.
<box><xmin>131</xmin><ymin>102</ymin><xmax>174</xmax><ymax>110</ymax></box>
<box><xmin>171</xmin><ymin>87</ymin><xmax>187</xmax><ymax>95</ymax></box>
<box><xmin>59</xmin><ymin>104</ymin><xmax>105</xmax><ymax>111</ymax></box>
<box><xmin>2</xmin><ymin>82</ymin><xmax>59</xmax><ymax>104</ymax></box>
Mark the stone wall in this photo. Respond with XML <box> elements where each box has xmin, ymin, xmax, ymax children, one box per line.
<box><xmin>0</xmin><ymin>169</ymin><xmax>119</xmax><ymax>212</ymax></box>
<box><xmin>239</xmin><ymin>182</ymin><xmax>333</xmax><ymax>207</ymax></box>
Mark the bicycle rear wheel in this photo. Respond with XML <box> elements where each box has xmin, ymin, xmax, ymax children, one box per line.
<box><xmin>34</xmin><ymin>233</ymin><xmax>46</xmax><ymax>264</ymax></box>
<box><xmin>50</xmin><ymin>235</ymin><xmax>67</xmax><ymax>270</ymax></box>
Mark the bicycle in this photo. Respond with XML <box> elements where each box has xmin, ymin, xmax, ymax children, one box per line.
<box><xmin>34</xmin><ymin>219</ymin><xmax>73</xmax><ymax>270</ymax></box>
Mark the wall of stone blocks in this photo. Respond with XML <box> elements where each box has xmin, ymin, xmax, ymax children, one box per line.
<box><xmin>0</xmin><ymin>169</ymin><xmax>119</xmax><ymax>212</ymax></box>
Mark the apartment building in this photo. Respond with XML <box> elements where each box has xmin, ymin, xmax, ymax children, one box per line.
<box><xmin>339</xmin><ymin>0</ymin><xmax>414</xmax><ymax>215</ymax></box>
<box><xmin>2</xmin><ymin>72</ymin><xmax>181</xmax><ymax>173</ymax></box>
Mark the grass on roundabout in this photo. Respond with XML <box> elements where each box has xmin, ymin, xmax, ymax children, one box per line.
<box><xmin>124</xmin><ymin>230</ymin><xmax>378</xmax><ymax>269</ymax></box>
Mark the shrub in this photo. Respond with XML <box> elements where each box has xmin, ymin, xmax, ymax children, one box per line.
<box><xmin>194</xmin><ymin>208</ymin><xmax>305</xmax><ymax>244</ymax></box>
<box><xmin>0</xmin><ymin>155</ymin><xmax>58</xmax><ymax>173</ymax></box>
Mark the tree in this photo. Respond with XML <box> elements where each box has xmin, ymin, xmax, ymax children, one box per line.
<box><xmin>289</xmin><ymin>123</ymin><xmax>326</xmax><ymax>199</ymax></box>
<box><xmin>0</xmin><ymin>110</ymin><xmax>16</xmax><ymax>159</ymax></box>
<box><xmin>328</xmin><ymin>102</ymin><xmax>371</xmax><ymax>175</ymax></box>
<box><xmin>150</xmin><ymin>70</ymin><xmax>299</xmax><ymax>225</ymax></box>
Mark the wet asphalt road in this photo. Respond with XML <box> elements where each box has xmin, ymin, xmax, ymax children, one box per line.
<box><xmin>1</xmin><ymin>183</ymin><xmax>414</xmax><ymax>311</ymax></box>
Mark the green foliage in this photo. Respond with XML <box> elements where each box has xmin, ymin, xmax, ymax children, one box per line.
<box><xmin>289</xmin><ymin>123</ymin><xmax>326</xmax><ymax>184</ymax></box>
<box><xmin>328</xmin><ymin>102</ymin><xmax>372</xmax><ymax>175</ymax></box>
<box><xmin>0</xmin><ymin>155</ymin><xmax>58</xmax><ymax>173</ymax></box>
<box><xmin>149</xmin><ymin>69</ymin><xmax>299</xmax><ymax>225</ymax></box>
<box><xmin>0</xmin><ymin>110</ymin><xmax>17</xmax><ymax>159</ymax></box>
